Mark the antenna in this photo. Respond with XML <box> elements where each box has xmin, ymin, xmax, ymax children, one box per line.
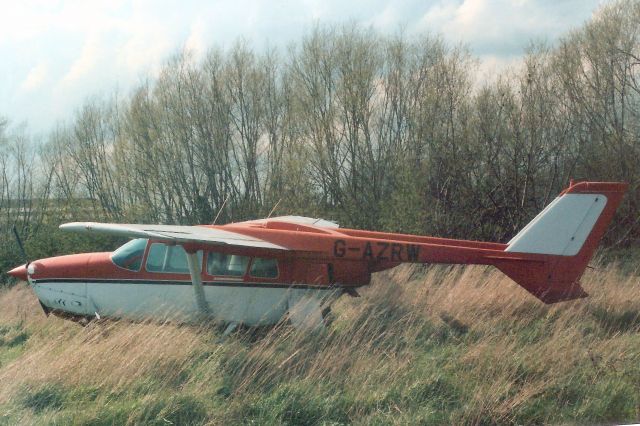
<box><xmin>267</xmin><ymin>199</ymin><xmax>282</xmax><ymax>219</ymax></box>
<box><xmin>212</xmin><ymin>194</ymin><xmax>230</xmax><ymax>225</ymax></box>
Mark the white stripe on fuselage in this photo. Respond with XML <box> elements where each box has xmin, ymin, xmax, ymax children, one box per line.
<box><xmin>31</xmin><ymin>279</ymin><xmax>338</xmax><ymax>326</ymax></box>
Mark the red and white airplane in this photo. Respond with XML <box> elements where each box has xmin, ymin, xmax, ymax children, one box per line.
<box><xmin>8</xmin><ymin>181</ymin><xmax>627</xmax><ymax>330</ymax></box>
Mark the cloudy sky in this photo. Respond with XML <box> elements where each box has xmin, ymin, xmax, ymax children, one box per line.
<box><xmin>1</xmin><ymin>0</ymin><xmax>605</xmax><ymax>134</ymax></box>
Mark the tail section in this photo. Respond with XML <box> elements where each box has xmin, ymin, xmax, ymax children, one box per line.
<box><xmin>496</xmin><ymin>182</ymin><xmax>627</xmax><ymax>303</ymax></box>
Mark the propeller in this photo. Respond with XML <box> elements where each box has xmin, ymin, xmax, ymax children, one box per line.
<box><xmin>8</xmin><ymin>225</ymin><xmax>31</xmax><ymax>282</ymax></box>
<box><xmin>10</xmin><ymin>225</ymin><xmax>49</xmax><ymax>315</ymax></box>
<box><xmin>12</xmin><ymin>225</ymin><xmax>29</xmax><ymax>266</ymax></box>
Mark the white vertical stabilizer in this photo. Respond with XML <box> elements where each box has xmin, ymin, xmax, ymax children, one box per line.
<box><xmin>506</xmin><ymin>194</ymin><xmax>607</xmax><ymax>256</ymax></box>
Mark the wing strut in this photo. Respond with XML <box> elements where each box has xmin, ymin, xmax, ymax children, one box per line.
<box><xmin>185</xmin><ymin>251</ymin><xmax>209</xmax><ymax>317</ymax></box>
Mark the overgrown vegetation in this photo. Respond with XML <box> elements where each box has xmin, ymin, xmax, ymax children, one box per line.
<box><xmin>0</xmin><ymin>264</ymin><xmax>638</xmax><ymax>425</ymax></box>
<box><xmin>2</xmin><ymin>0</ymin><xmax>640</xmax><ymax>284</ymax></box>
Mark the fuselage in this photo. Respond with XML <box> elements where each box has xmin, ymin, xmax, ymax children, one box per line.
<box><xmin>9</xmin><ymin>238</ymin><xmax>357</xmax><ymax>326</ymax></box>
<box><xmin>10</xmin><ymin>221</ymin><xmax>499</xmax><ymax>325</ymax></box>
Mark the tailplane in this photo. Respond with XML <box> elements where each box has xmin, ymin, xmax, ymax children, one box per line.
<box><xmin>495</xmin><ymin>182</ymin><xmax>627</xmax><ymax>303</ymax></box>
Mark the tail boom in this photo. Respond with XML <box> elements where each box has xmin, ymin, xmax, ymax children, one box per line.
<box><xmin>368</xmin><ymin>181</ymin><xmax>627</xmax><ymax>303</ymax></box>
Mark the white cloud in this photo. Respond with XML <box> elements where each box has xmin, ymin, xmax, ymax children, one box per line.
<box><xmin>0</xmin><ymin>0</ymin><xmax>607</xmax><ymax>134</ymax></box>
<box><xmin>62</xmin><ymin>34</ymin><xmax>102</xmax><ymax>85</ymax></box>
<box><xmin>185</xmin><ymin>18</ymin><xmax>208</xmax><ymax>59</ymax></box>
<box><xmin>117</xmin><ymin>21</ymin><xmax>174</xmax><ymax>77</ymax></box>
<box><xmin>0</xmin><ymin>0</ymin><xmax>128</xmax><ymax>45</ymax></box>
<box><xmin>21</xmin><ymin>62</ymin><xmax>48</xmax><ymax>92</ymax></box>
<box><xmin>416</xmin><ymin>0</ymin><xmax>601</xmax><ymax>56</ymax></box>
<box><xmin>475</xmin><ymin>54</ymin><xmax>523</xmax><ymax>84</ymax></box>
<box><xmin>368</xmin><ymin>4</ymin><xmax>401</xmax><ymax>32</ymax></box>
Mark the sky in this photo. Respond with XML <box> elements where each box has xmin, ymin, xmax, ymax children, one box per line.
<box><xmin>0</xmin><ymin>0</ymin><xmax>606</xmax><ymax>134</ymax></box>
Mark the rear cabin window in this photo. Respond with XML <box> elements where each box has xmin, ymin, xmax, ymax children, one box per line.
<box><xmin>146</xmin><ymin>243</ymin><xmax>202</xmax><ymax>274</ymax></box>
<box><xmin>111</xmin><ymin>238</ymin><xmax>147</xmax><ymax>271</ymax></box>
<box><xmin>250</xmin><ymin>258</ymin><xmax>279</xmax><ymax>279</ymax></box>
<box><xmin>207</xmin><ymin>252</ymin><xmax>249</xmax><ymax>277</ymax></box>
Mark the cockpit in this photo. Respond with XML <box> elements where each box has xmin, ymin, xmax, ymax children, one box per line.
<box><xmin>110</xmin><ymin>239</ymin><xmax>279</xmax><ymax>279</ymax></box>
<box><xmin>146</xmin><ymin>243</ymin><xmax>202</xmax><ymax>273</ymax></box>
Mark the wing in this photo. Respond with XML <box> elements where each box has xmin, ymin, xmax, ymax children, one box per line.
<box><xmin>59</xmin><ymin>222</ymin><xmax>288</xmax><ymax>250</ymax></box>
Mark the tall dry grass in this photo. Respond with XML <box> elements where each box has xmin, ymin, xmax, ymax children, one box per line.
<box><xmin>0</xmin><ymin>263</ymin><xmax>638</xmax><ymax>424</ymax></box>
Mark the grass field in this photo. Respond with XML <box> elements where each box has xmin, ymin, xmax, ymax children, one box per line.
<box><xmin>0</xmin><ymin>263</ymin><xmax>639</xmax><ymax>425</ymax></box>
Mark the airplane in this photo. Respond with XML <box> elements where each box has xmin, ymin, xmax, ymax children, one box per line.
<box><xmin>7</xmin><ymin>181</ymin><xmax>628</xmax><ymax>331</ymax></box>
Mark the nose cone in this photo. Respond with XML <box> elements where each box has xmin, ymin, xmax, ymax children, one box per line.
<box><xmin>8</xmin><ymin>264</ymin><xmax>28</xmax><ymax>281</ymax></box>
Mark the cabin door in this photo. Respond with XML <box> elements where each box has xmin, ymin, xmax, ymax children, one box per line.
<box><xmin>303</xmin><ymin>263</ymin><xmax>332</xmax><ymax>285</ymax></box>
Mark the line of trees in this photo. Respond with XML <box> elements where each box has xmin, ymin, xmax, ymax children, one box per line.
<box><xmin>1</xmin><ymin>0</ymin><xmax>639</xmax><ymax>279</ymax></box>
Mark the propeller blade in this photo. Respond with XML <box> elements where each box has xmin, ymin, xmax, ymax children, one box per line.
<box><xmin>12</xmin><ymin>225</ymin><xmax>28</xmax><ymax>264</ymax></box>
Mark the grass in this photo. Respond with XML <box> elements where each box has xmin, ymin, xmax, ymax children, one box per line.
<box><xmin>0</xmin><ymin>263</ymin><xmax>639</xmax><ymax>425</ymax></box>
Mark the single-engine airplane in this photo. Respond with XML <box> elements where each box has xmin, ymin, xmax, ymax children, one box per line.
<box><xmin>8</xmin><ymin>181</ymin><xmax>627</xmax><ymax>330</ymax></box>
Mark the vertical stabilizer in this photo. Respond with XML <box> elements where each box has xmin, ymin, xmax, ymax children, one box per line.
<box><xmin>496</xmin><ymin>182</ymin><xmax>627</xmax><ymax>303</ymax></box>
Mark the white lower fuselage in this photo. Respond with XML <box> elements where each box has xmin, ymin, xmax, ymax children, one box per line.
<box><xmin>30</xmin><ymin>278</ymin><xmax>337</xmax><ymax>326</ymax></box>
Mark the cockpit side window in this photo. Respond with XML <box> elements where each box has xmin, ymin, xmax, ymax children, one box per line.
<box><xmin>250</xmin><ymin>257</ymin><xmax>279</xmax><ymax>279</ymax></box>
<box><xmin>146</xmin><ymin>243</ymin><xmax>202</xmax><ymax>274</ymax></box>
<box><xmin>111</xmin><ymin>238</ymin><xmax>148</xmax><ymax>271</ymax></box>
<box><xmin>207</xmin><ymin>252</ymin><xmax>249</xmax><ymax>277</ymax></box>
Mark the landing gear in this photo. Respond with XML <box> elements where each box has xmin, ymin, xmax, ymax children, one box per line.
<box><xmin>223</xmin><ymin>322</ymin><xmax>239</xmax><ymax>336</ymax></box>
<box><xmin>321</xmin><ymin>306</ymin><xmax>334</xmax><ymax>327</ymax></box>
<box><xmin>287</xmin><ymin>289</ymin><xmax>342</xmax><ymax>330</ymax></box>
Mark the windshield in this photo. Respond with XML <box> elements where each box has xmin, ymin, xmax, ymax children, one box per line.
<box><xmin>111</xmin><ymin>238</ymin><xmax>148</xmax><ymax>271</ymax></box>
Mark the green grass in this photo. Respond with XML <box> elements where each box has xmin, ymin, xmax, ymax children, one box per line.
<box><xmin>0</xmin><ymin>324</ymin><xmax>30</xmax><ymax>368</ymax></box>
<box><xmin>0</xmin><ymin>263</ymin><xmax>639</xmax><ymax>425</ymax></box>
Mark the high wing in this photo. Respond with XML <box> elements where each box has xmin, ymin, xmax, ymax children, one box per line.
<box><xmin>59</xmin><ymin>222</ymin><xmax>288</xmax><ymax>250</ymax></box>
